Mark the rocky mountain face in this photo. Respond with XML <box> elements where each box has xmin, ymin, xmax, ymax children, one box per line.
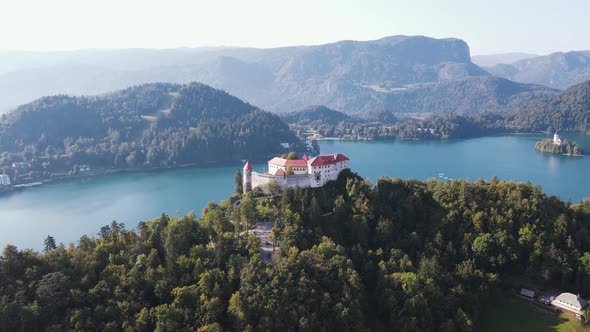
<box><xmin>484</xmin><ymin>51</ymin><xmax>590</xmax><ymax>89</ymax></box>
<box><xmin>0</xmin><ymin>36</ymin><xmax>557</xmax><ymax>115</ymax></box>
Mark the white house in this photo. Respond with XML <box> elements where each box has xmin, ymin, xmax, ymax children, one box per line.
<box><xmin>551</xmin><ymin>292</ymin><xmax>588</xmax><ymax>316</ymax></box>
<box><xmin>0</xmin><ymin>174</ymin><xmax>10</xmax><ymax>186</ymax></box>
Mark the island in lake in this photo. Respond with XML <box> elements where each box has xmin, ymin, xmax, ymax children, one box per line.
<box><xmin>535</xmin><ymin>132</ymin><xmax>584</xmax><ymax>155</ymax></box>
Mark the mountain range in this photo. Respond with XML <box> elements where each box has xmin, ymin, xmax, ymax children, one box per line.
<box><xmin>483</xmin><ymin>50</ymin><xmax>590</xmax><ymax>89</ymax></box>
<box><xmin>0</xmin><ymin>36</ymin><xmax>558</xmax><ymax>115</ymax></box>
<box><xmin>471</xmin><ymin>53</ymin><xmax>539</xmax><ymax>67</ymax></box>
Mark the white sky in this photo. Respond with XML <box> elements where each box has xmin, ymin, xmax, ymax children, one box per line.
<box><xmin>1</xmin><ymin>0</ymin><xmax>589</xmax><ymax>55</ymax></box>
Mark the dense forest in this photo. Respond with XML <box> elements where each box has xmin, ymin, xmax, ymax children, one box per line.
<box><xmin>286</xmin><ymin>80</ymin><xmax>590</xmax><ymax>141</ymax></box>
<box><xmin>506</xmin><ymin>80</ymin><xmax>590</xmax><ymax>133</ymax></box>
<box><xmin>535</xmin><ymin>138</ymin><xmax>585</xmax><ymax>155</ymax></box>
<box><xmin>0</xmin><ymin>83</ymin><xmax>303</xmax><ymax>182</ymax></box>
<box><xmin>2</xmin><ymin>170</ymin><xmax>590</xmax><ymax>331</ymax></box>
<box><xmin>286</xmin><ymin>108</ymin><xmax>506</xmax><ymax>140</ymax></box>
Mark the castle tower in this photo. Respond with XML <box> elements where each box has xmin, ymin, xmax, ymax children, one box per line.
<box><xmin>243</xmin><ymin>161</ymin><xmax>253</xmax><ymax>194</ymax></box>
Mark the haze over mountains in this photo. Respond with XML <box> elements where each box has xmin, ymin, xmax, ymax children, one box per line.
<box><xmin>483</xmin><ymin>50</ymin><xmax>590</xmax><ymax>90</ymax></box>
<box><xmin>471</xmin><ymin>53</ymin><xmax>539</xmax><ymax>67</ymax></box>
<box><xmin>0</xmin><ymin>35</ymin><xmax>559</xmax><ymax>116</ymax></box>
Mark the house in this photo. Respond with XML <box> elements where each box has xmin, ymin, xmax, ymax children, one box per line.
<box><xmin>268</xmin><ymin>155</ymin><xmax>310</xmax><ymax>175</ymax></box>
<box><xmin>520</xmin><ymin>288</ymin><xmax>535</xmax><ymax>299</ymax></box>
<box><xmin>307</xmin><ymin>133</ymin><xmax>324</xmax><ymax>140</ymax></box>
<box><xmin>551</xmin><ymin>292</ymin><xmax>588</xmax><ymax>316</ymax></box>
<box><xmin>0</xmin><ymin>174</ymin><xmax>10</xmax><ymax>186</ymax></box>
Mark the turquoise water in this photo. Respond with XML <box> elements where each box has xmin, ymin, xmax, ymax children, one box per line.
<box><xmin>1</xmin><ymin>134</ymin><xmax>589</xmax><ymax>250</ymax></box>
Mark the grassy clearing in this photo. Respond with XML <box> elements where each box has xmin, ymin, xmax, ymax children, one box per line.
<box><xmin>478</xmin><ymin>293</ymin><xmax>589</xmax><ymax>332</ymax></box>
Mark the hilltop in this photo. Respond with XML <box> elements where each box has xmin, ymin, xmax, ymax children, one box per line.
<box><xmin>282</xmin><ymin>106</ymin><xmax>359</xmax><ymax>127</ymax></box>
<box><xmin>0</xmin><ymin>36</ymin><xmax>556</xmax><ymax>116</ymax></box>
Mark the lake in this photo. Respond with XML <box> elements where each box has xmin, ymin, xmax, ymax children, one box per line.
<box><xmin>1</xmin><ymin>133</ymin><xmax>589</xmax><ymax>250</ymax></box>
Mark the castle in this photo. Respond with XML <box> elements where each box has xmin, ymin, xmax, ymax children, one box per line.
<box><xmin>243</xmin><ymin>153</ymin><xmax>350</xmax><ymax>193</ymax></box>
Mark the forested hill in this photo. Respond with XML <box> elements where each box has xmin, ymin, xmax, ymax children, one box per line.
<box><xmin>2</xmin><ymin>171</ymin><xmax>590</xmax><ymax>330</ymax></box>
<box><xmin>282</xmin><ymin>105</ymin><xmax>399</xmax><ymax>127</ymax></box>
<box><xmin>383</xmin><ymin>76</ymin><xmax>556</xmax><ymax>115</ymax></box>
<box><xmin>0</xmin><ymin>82</ymin><xmax>301</xmax><ymax>171</ymax></box>
<box><xmin>282</xmin><ymin>106</ymin><xmax>359</xmax><ymax>126</ymax></box>
<box><xmin>507</xmin><ymin>80</ymin><xmax>590</xmax><ymax>132</ymax></box>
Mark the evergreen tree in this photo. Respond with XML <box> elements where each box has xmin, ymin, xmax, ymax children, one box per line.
<box><xmin>285</xmin><ymin>166</ymin><xmax>294</xmax><ymax>175</ymax></box>
<box><xmin>43</xmin><ymin>235</ymin><xmax>57</xmax><ymax>253</ymax></box>
<box><xmin>234</xmin><ymin>169</ymin><xmax>243</xmax><ymax>194</ymax></box>
<box><xmin>311</xmin><ymin>139</ymin><xmax>320</xmax><ymax>156</ymax></box>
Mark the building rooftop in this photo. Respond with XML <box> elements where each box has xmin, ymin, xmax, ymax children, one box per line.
<box><xmin>520</xmin><ymin>288</ymin><xmax>535</xmax><ymax>298</ymax></box>
<box><xmin>309</xmin><ymin>153</ymin><xmax>349</xmax><ymax>166</ymax></box>
<box><xmin>551</xmin><ymin>292</ymin><xmax>588</xmax><ymax>311</ymax></box>
<box><xmin>243</xmin><ymin>161</ymin><xmax>253</xmax><ymax>170</ymax></box>
<box><xmin>268</xmin><ymin>157</ymin><xmax>308</xmax><ymax>168</ymax></box>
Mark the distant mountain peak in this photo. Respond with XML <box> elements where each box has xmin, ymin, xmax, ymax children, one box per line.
<box><xmin>483</xmin><ymin>50</ymin><xmax>590</xmax><ymax>89</ymax></box>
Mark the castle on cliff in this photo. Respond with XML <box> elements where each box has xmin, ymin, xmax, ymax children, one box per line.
<box><xmin>243</xmin><ymin>153</ymin><xmax>350</xmax><ymax>193</ymax></box>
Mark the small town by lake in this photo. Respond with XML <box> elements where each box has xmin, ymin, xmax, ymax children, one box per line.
<box><xmin>1</xmin><ymin>133</ymin><xmax>589</xmax><ymax>250</ymax></box>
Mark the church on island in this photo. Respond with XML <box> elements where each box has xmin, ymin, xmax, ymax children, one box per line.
<box><xmin>553</xmin><ymin>131</ymin><xmax>564</xmax><ymax>145</ymax></box>
<box><xmin>243</xmin><ymin>153</ymin><xmax>350</xmax><ymax>193</ymax></box>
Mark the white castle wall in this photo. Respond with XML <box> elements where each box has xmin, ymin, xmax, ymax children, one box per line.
<box><xmin>285</xmin><ymin>174</ymin><xmax>312</xmax><ymax>188</ymax></box>
<box><xmin>251</xmin><ymin>172</ymin><xmax>282</xmax><ymax>189</ymax></box>
<box><xmin>251</xmin><ymin>172</ymin><xmax>312</xmax><ymax>191</ymax></box>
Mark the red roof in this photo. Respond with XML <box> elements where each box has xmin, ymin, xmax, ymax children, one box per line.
<box><xmin>309</xmin><ymin>153</ymin><xmax>349</xmax><ymax>166</ymax></box>
<box><xmin>268</xmin><ymin>157</ymin><xmax>308</xmax><ymax>167</ymax></box>
<box><xmin>302</xmin><ymin>154</ymin><xmax>309</xmax><ymax>161</ymax></box>
<box><xmin>275</xmin><ymin>168</ymin><xmax>286</xmax><ymax>176</ymax></box>
<box><xmin>243</xmin><ymin>161</ymin><xmax>253</xmax><ymax>170</ymax></box>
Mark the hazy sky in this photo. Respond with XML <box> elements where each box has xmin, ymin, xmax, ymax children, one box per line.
<box><xmin>1</xmin><ymin>0</ymin><xmax>589</xmax><ymax>55</ymax></box>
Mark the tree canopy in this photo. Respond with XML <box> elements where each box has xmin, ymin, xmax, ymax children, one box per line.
<box><xmin>2</xmin><ymin>171</ymin><xmax>590</xmax><ymax>331</ymax></box>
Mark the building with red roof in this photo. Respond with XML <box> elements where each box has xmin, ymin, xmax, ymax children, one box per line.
<box><xmin>242</xmin><ymin>153</ymin><xmax>350</xmax><ymax>193</ymax></box>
